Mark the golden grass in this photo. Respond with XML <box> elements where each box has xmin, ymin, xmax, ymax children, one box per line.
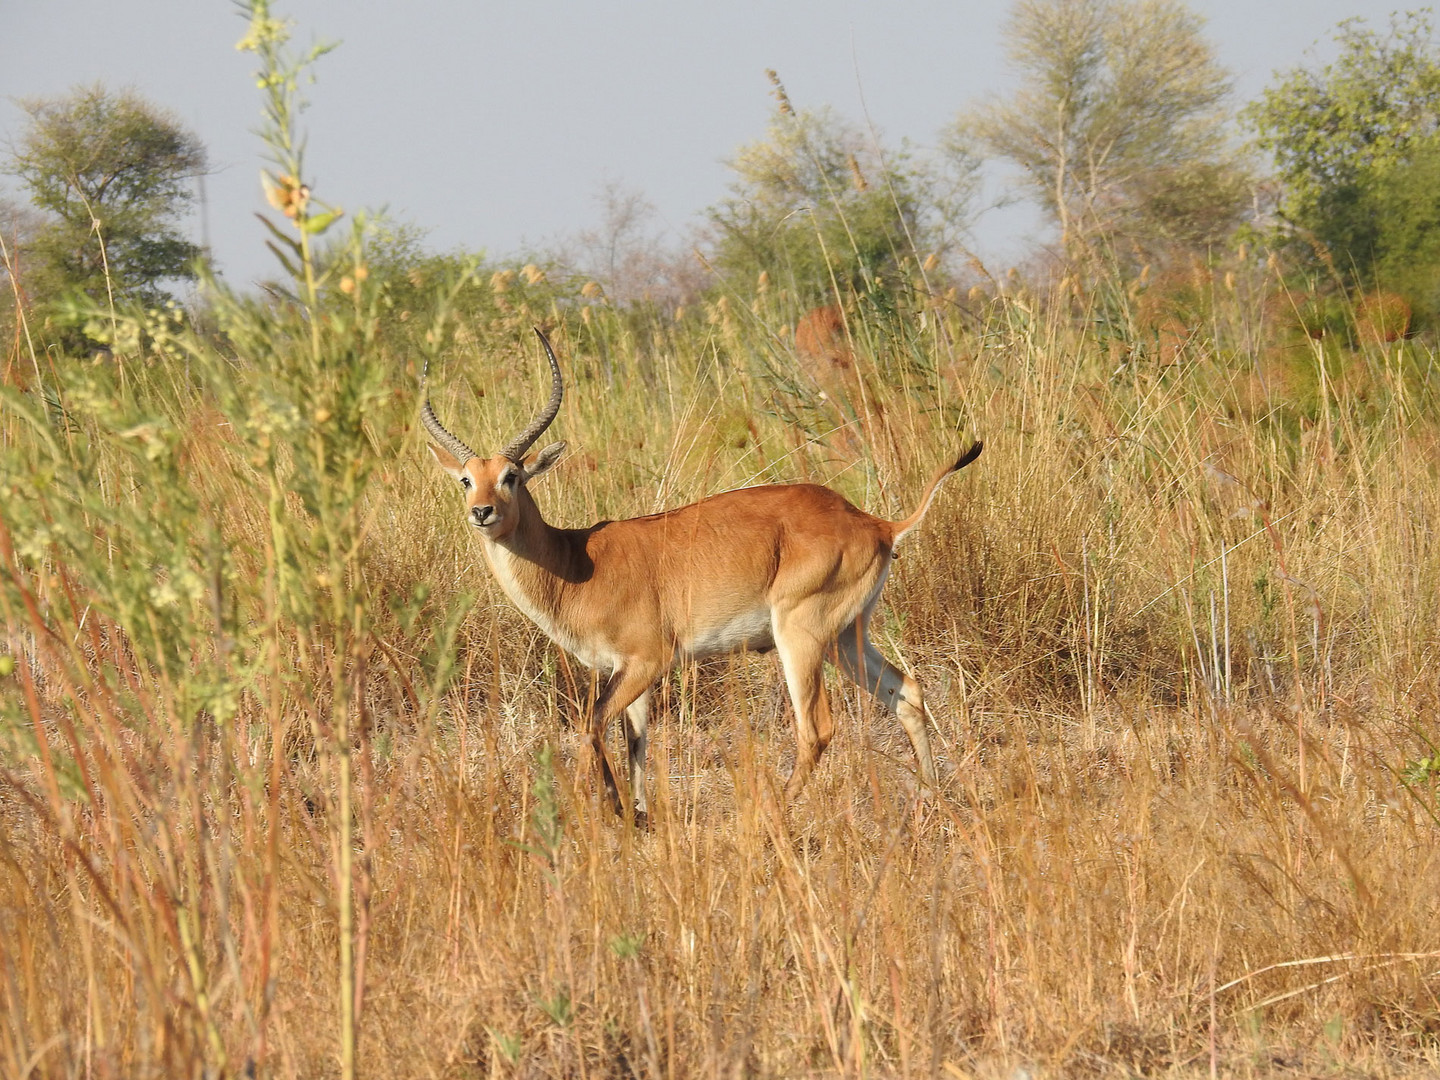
<box><xmin>2</xmin><ymin>282</ymin><xmax>1439</xmax><ymax>1079</ymax></box>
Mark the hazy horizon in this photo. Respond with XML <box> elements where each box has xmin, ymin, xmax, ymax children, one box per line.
<box><xmin>2</xmin><ymin>0</ymin><xmax>1397</xmax><ymax>291</ymax></box>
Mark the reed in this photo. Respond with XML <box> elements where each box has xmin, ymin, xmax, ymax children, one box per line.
<box><xmin>0</xmin><ymin>6</ymin><xmax>1437</xmax><ymax>1077</ymax></box>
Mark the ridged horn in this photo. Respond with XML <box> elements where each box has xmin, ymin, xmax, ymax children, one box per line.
<box><xmin>420</xmin><ymin>394</ymin><xmax>478</xmax><ymax>465</ymax></box>
<box><xmin>498</xmin><ymin>328</ymin><xmax>564</xmax><ymax>464</ymax></box>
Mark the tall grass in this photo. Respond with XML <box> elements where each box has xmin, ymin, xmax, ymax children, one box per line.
<box><xmin>2</xmin><ymin>9</ymin><xmax>1439</xmax><ymax>1079</ymax></box>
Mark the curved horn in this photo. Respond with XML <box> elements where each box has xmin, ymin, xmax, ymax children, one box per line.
<box><xmin>499</xmin><ymin>327</ymin><xmax>564</xmax><ymax>463</ymax></box>
<box><xmin>420</xmin><ymin>387</ymin><xmax>478</xmax><ymax>465</ymax></box>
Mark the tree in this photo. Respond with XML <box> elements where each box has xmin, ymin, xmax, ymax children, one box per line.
<box><xmin>560</xmin><ymin>181</ymin><xmax>709</xmax><ymax>308</ymax></box>
<box><xmin>1364</xmin><ymin>142</ymin><xmax>1440</xmax><ymax>317</ymax></box>
<box><xmin>1</xmin><ymin>200</ymin><xmax>47</xmax><ymax>380</ymax></box>
<box><xmin>957</xmin><ymin>0</ymin><xmax>1250</xmax><ymax>269</ymax></box>
<box><xmin>8</xmin><ymin>85</ymin><xmax>208</xmax><ymax>313</ymax></box>
<box><xmin>1245</xmin><ymin>12</ymin><xmax>1440</xmax><ymax>311</ymax></box>
<box><xmin>707</xmin><ymin>75</ymin><xmax>972</xmax><ymax>303</ymax></box>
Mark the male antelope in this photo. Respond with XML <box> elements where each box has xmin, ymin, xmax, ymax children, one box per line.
<box><xmin>423</xmin><ymin>329</ymin><xmax>981</xmax><ymax>819</ymax></box>
<box><xmin>794</xmin><ymin>303</ymin><xmax>857</xmax><ymax>391</ymax></box>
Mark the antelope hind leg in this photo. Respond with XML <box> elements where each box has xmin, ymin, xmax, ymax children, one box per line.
<box><xmin>834</xmin><ymin>620</ymin><xmax>937</xmax><ymax>788</ymax></box>
<box><xmin>772</xmin><ymin>615</ymin><xmax>835</xmax><ymax>800</ymax></box>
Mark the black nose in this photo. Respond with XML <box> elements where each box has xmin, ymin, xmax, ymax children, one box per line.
<box><xmin>471</xmin><ymin>505</ymin><xmax>494</xmax><ymax>526</ymax></box>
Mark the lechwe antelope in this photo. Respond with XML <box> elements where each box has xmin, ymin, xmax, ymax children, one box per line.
<box><xmin>423</xmin><ymin>329</ymin><xmax>981</xmax><ymax>819</ymax></box>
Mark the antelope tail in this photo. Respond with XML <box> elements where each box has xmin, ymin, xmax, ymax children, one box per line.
<box><xmin>890</xmin><ymin>441</ymin><xmax>983</xmax><ymax>544</ymax></box>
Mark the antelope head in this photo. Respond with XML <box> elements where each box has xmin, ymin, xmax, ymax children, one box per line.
<box><xmin>421</xmin><ymin>328</ymin><xmax>567</xmax><ymax>543</ymax></box>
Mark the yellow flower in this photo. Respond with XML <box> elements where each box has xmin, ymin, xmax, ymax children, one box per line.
<box><xmin>236</xmin><ymin>14</ymin><xmax>291</xmax><ymax>53</ymax></box>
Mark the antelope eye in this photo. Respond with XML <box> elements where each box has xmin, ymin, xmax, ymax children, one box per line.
<box><xmin>460</xmin><ymin>476</ymin><xmax>472</xmax><ymax>490</ymax></box>
<box><xmin>498</xmin><ymin>469</ymin><xmax>516</xmax><ymax>489</ymax></box>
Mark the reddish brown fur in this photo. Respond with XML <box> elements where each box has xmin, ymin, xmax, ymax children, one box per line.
<box><xmin>1355</xmin><ymin>290</ymin><xmax>1411</xmax><ymax>344</ymax></box>
<box><xmin>429</xmin><ymin>379</ymin><xmax>980</xmax><ymax>819</ymax></box>
<box><xmin>793</xmin><ymin>304</ymin><xmax>888</xmax><ymax>455</ymax></box>
<box><xmin>794</xmin><ymin>304</ymin><xmax>857</xmax><ymax>390</ymax></box>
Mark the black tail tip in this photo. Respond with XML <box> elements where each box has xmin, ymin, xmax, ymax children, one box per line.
<box><xmin>953</xmin><ymin>440</ymin><xmax>983</xmax><ymax>472</ymax></box>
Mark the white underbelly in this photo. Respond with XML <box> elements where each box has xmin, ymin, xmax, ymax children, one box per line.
<box><xmin>681</xmin><ymin>608</ymin><xmax>774</xmax><ymax>658</ymax></box>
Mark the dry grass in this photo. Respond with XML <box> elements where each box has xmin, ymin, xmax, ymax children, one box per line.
<box><xmin>2</xmin><ymin>275</ymin><xmax>1439</xmax><ymax>1080</ymax></box>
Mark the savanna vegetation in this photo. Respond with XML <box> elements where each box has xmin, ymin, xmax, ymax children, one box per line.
<box><xmin>1</xmin><ymin>1</ymin><xmax>1438</xmax><ymax>1078</ymax></box>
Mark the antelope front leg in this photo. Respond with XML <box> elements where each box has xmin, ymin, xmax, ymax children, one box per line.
<box><xmin>588</xmin><ymin>666</ymin><xmax>659</xmax><ymax>818</ymax></box>
<box><xmin>622</xmin><ymin>690</ymin><xmax>652</xmax><ymax>819</ymax></box>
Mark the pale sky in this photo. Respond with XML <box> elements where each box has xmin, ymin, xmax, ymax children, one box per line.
<box><xmin>1</xmin><ymin>1</ymin><xmax>1396</xmax><ymax>290</ymax></box>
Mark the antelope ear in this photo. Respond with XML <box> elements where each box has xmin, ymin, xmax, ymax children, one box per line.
<box><xmin>524</xmin><ymin>441</ymin><xmax>567</xmax><ymax>483</ymax></box>
<box><xmin>428</xmin><ymin>442</ymin><xmax>466</xmax><ymax>481</ymax></box>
